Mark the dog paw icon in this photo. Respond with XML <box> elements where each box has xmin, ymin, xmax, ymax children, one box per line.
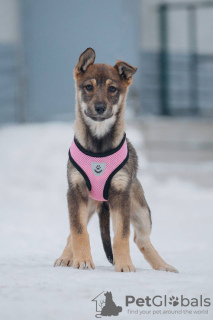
<box><xmin>169</xmin><ymin>296</ymin><xmax>179</xmax><ymax>307</ymax></box>
<box><xmin>91</xmin><ymin>162</ymin><xmax>106</xmax><ymax>176</ymax></box>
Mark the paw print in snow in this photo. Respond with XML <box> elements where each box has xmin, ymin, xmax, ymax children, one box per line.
<box><xmin>169</xmin><ymin>296</ymin><xmax>179</xmax><ymax>307</ymax></box>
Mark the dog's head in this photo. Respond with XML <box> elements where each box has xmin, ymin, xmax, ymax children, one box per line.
<box><xmin>104</xmin><ymin>291</ymin><xmax>112</xmax><ymax>299</ymax></box>
<box><xmin>74</xmin><ymin>48</ymin><xmax>137</xmax><ymax>127</ymax></box>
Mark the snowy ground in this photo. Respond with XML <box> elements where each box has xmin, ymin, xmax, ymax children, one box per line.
<box><xmin>0</xmin><ymin>122</ymin><xmax>213</xmax><ymax>320</ymax></box>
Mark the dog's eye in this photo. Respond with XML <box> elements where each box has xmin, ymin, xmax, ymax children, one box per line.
<box><xmin>85</xmin><ymin>84</ymin><xmax>93</xmax><ymax>92</ymax></box>
<box><xmin>108</xmin><ymin>86</ymin><xmax>117</xmax><ymax>93</ymax></box>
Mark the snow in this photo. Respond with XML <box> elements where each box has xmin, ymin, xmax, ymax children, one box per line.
<box><xmin>0</xmin><ymin>122</ymin><xmax>213</xmax><ymax>320</ymax></box>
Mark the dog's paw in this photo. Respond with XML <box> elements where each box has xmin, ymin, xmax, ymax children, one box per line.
<box><xmin>114</xmin><ymin>263</ymin><xmax>136</xmax><ymax>272</ymax></box>
<box><xmin>157</xmin><ymin>264</ymin><xmax>179</xmax><ymax>273</ymax></box>
<box><xmin>54</xmin><ymin>258</ymin><xmax>73</xmax><ymax>267</ymax></box>
<box><xmin>73</xmin><ymin>259</ymin><xmax>95</xmax><ymax>270</ymax></box>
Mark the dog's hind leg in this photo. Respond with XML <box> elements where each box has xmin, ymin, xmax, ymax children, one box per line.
<box><xmin>130</xmin><ymin>179</ymin><xmax>178</xmax><ymax>273</ymax></box>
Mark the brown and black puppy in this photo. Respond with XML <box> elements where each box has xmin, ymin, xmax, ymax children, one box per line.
<box><xmin>54</xmin><ymin>48</ymin><xmax>178</xmax><ymax>273</ymax></box>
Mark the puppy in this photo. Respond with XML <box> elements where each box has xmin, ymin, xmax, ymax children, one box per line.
<box><xmin>54</xmin><ymin>48</ymin><xmax>178</xmax><ymax>273</ymax></box>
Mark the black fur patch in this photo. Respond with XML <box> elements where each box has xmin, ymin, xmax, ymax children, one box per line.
<box><xmin>99</xmin><ymin>202</ymin><xmax>114</xmax><ymax>264</ymax></box>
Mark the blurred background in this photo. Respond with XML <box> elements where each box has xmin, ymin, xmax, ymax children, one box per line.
<box><xmin>1</xmin><ymin>0</ymin><xmax>213</xmax><ymax>122</ymax></box>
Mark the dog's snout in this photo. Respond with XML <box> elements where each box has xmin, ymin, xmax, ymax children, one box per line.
<box><xmin>95</xmin><ymin>104</ymin><xmax>106</xmax><ymax>115</ymax></box>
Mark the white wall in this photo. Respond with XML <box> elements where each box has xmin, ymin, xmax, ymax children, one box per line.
<box><xmin>0</xmin><ymin>0</ymin><xmax>20</xmax><ymax>44</ymax></box>
<box><xmin>140</xmin><ymin>0</ymin><xmax>213</xmax><ymax>54</ymax></box>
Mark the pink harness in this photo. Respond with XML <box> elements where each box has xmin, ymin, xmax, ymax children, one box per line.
<box><xmin>69</xmin><ymin>135</ymin><xmax>129</xmax><ymax>201</ymax></box>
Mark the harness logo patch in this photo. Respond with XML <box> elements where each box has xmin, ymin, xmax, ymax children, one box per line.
<box><xmin>91</xmin><ymin>162</ymin><xmax>106</xmax><ymax>176</ymax></box>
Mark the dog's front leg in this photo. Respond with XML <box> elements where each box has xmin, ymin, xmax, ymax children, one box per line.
<box><xmin>109</xmin><ymin>191</ymin><xmax>135</xmax><ymax>272</ymax></box>
<box><xmin>54</xmin><ymin>234</ymin><xmax>73</xmax><ymax>267</ymax></box>
<box><xmin>67</xmin><ymin>188</ymin><xmax>95</xmax><ymax>270</ymax></box>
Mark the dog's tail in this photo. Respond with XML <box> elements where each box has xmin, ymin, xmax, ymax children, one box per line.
<box><xmin>99</xmin><ymin>202</ymin><xmax>114</xmax><ymax>265</ymax></box>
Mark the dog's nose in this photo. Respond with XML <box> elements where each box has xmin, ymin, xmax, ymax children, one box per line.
<box><xmin>95</xmin><ymin>104</ymin><xmax>106</xmax><ymax>115</ymax></box>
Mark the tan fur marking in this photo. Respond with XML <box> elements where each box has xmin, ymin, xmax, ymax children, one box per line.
<box><xmin>54</xmin><ymin>234</ymin><xmax>73</xmax><ymax>267</ymax></box>
<box><xmin>70</xmin><ymin>202</ymin><xmax>95</xmax><ymax>269</ymax></box>
<box><xmin>55</xmin><ymin>199</ymin><xmax>99</xmax><ymax>268</ymax></box>
<box><xmin>106</xmin><ymin>79</ymin><xmax>118</xmax><ymax>88</ymax></box>
<box><xmin>136</xmin><ymin>238</ymin><xmax>170</xmax><ymax>270</ymax></box>
<box><xmin>84</xmin><ymin>78</ymin><xmax>97</xmax><ymax>86</ymax></box>
<box><xmin>111</xmin><ymin>210</ymin><xmax>135</xmax><ymax>272</ymax></box>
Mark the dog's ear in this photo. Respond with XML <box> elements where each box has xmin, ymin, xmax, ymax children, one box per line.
<box><xmin>75</xmin><ymin>48</ymin><xmax>95</xmax><ymax>74</ymax></box>
<box><xmin>114</xmin><ymin>60</ymin><xmax>137</xmax><ymax>82</ymax></box>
